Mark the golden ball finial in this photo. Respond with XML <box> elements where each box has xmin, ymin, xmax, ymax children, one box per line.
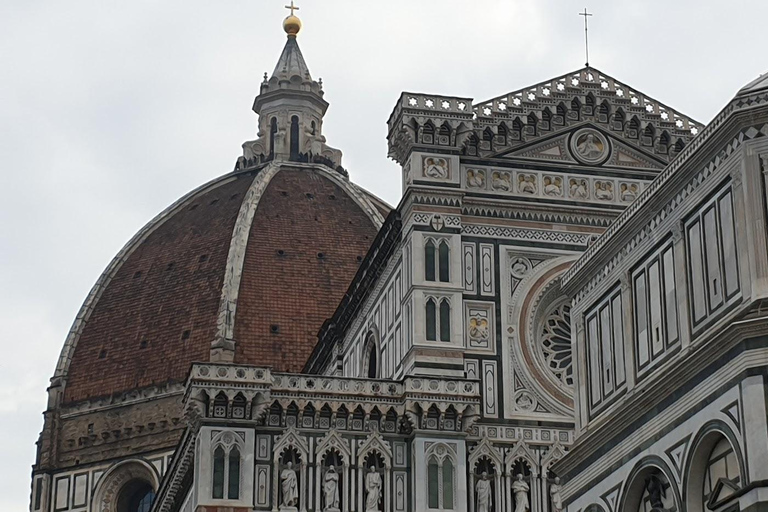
<box><xmin>283</xmin><ymin>14</ymin><xmax>302</xmax><ymax>36</ymax></box>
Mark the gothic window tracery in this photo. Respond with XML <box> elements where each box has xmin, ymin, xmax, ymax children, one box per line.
<box><xmin>539</xmin><ymin>300</ymin><xmax>573</xmax><ymax>387</ymax></box>
<box><xmin>425</xmin><ymin>239</ymin><xmax>450</xmax><ymax>283</ymax></box>
<box><xmin>211</xmin><ymin>431</ymin><xmax>243</xmax><ymax>501</ymax></box>
<box><xmin>426</xmin><ymin>444</ymin><xmax>456</xmax><ymax>510</ymax></box>
<box><xmin>426</xmin><ymin>298</ymin><xmax>451</xmax><ymax>342</ymax></box>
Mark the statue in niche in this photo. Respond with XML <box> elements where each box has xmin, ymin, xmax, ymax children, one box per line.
<box><xmin>575</xmin><ymin>132</ymin><xmax>604</xmax><ymax>160</ymax></box>
<box><xmin>492</xmin><ymin>171</ymin><xmax>512</xmax><ymax>192</ymax></box>
<box><xmin>424</xmin><ymin>157</ymin><xmax>449</xmax><ymax>179</ymax></box>
<box><xmin>274</xmin><ymin>124</ymin><xmax>288</xmax><ymax>158</ymax></box>
<box><xmin>476</xmin><ymin>472</ymin><xmax>492</xmax><ymax>512</ymax></box>
<box><xmin>543</xmin><ymin>176</ymin><xmax>562</xmax><ymax>196</ymax></box>
<box><xmin>518</xmin><ymin>174</ymin><xmax>537</xmax><ymax>195</ymax></box>
<box><xmin>281</xmin><ymin>461</ymin><xmax>299</xmax><ymax>508</ymax></box>
<box><xmin>467</xmin><ymin>169</ymin><xmax>486</xmax><ymax>188</ymax></box>
<box><xmin>365</xmin><ymin>466</ymin><xmax>382</xmax><ymax>512</ymax></box>
<box><xmin>595</xmin><ymin>181</ymin><xmax>614</xmax><ymax>201</ymax></box>
<box><xmin>549</xmin><ymin>477</ymin><xmax>563</xmax><ymax>512</ymax></box>
<box><xmin>645</xmin><ymin>474</ymin><xmax>666</xmax><ymax>511</ymax></box>
<box><xmin>512</xmin><ymin>474</ymin><xmax>530</xmax><ymax>512</ymax></box>
<box><xmin>569</xmin><ymin>178</ymin><xmax>588</xmax><ymax>199</ymax></box>
<box><xmin>620</xmin><ymin>183</ymin><xmax>639</xmax><ymax>202</ymax></box>
<box><xmin>323</xmin><ymin>465</ymin><xmax>340</xmax><ymax>512</ymax></box>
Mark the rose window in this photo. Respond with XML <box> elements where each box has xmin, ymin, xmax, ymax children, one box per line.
<box><xmin>539</xmin><ymin>302</ymin><xmax>573</xmax><ymax>387</ymax></box>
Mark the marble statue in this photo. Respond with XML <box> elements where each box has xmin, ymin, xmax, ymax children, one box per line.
<box><xmin>323</xmin><ymin>465</ymin><xmax>340</xmax><ymax>511</ymax></box>
<box><xmin>645</xmin><ymin>474</ymin><xmax>666</xmax><ymax>511</ymax></box>
<box><xmin>365</xmin><ymin>467</ymin><xmax>382</xmax><ymax>512</ymax></box>
<box><xmin>550</xmin><ymin>477</ymin><xmax>563</xmax><ymax>512</ymax></box>
<box><xmin>476</xmin><ymin>472</ymin><xmax>492</xmax><ymax>512</ymax></box>
<box><xmin>512</xmin><ymin>474</ymin><xmax>530</xmax><ymax>512</ymax></box>
<box><xmin>281</xmin><ymin>461</ymin><xmax>299</xmax><ymax>508</ymax></box>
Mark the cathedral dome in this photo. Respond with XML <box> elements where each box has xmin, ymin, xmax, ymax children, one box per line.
<box><xmin>55</xmin><ymin>164</ymin><xmax>389</xmax><ymax>404</ymax></box>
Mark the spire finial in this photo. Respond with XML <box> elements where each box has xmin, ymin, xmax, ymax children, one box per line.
<box><xmin>579</xmin><ymin>8</ymin><xmax>593</xmax><ymax>67</ymax></box>
<box><xmin>283</xmin><ymin>1</ymin><xmax>302</xmax><ymax>36</ymax></box>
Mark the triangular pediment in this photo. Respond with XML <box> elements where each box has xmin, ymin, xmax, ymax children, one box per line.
<box><xmin>464</xmin><ymin>67</ymin><xmax>700</xmax><ymax>166</ymax></box>
<box><xmin>499</xmin><ymin>125</ymin><xmax>665</xmax><ymax>170</ymax></box>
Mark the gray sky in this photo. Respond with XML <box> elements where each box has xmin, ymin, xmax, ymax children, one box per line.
<box><xmin>0</xmin><ymin>0</ymin><xmax>765</xmax><ymax>509</ymax></box>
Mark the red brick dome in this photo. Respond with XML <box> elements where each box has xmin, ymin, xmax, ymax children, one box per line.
<box><xmin>56</xmin><ymin>164</ymin><xmax>389</xmax><ymax>404</ymax></box>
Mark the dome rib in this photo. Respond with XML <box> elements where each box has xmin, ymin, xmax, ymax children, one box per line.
<box><xmin>51</xmin><ymin>172</ymin><xmax>246</xmax><ymax>390</ymax></box>
<box><xmin>213</xmin><ymin>162</ymin><xmax>386</xmax><ymax>362</ymax></box>
<box><xmin>55</xmin><ymin>163</ymin><xmax>390</xmax><ymax>404</ymax></box>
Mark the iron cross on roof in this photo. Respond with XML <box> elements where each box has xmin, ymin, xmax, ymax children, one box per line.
<box><xmin>579</xmin><ymin>8</ymin><xmax>593</xmax><ymax>67</ymax></box>
<box><xmin>285</xmin><ymin>0</ymin><xmax>299</xmax><ymax>16</ymax></box>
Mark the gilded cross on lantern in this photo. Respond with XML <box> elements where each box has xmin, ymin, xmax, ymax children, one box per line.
<box><xmin>285</xmin><ymin>0</ymin><xmax>299</xmax><ymax>16</ymax></box>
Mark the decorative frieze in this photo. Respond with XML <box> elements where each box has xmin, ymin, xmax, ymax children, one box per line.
<box><xmin>463</xmin><ymin>165</ymin><xmax>645</xmax><ymax>206</ymax></box>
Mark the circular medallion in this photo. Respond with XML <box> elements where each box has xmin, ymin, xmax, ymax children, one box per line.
<box><xmin>570</xmin><ymin>128</ymin><xmax>609</xmax><ymax>165</ymax></box>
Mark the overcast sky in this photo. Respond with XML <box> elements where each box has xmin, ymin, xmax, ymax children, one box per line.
<box><xmin>1</xmin><ymin>1</ymin><xmax>765</xmax><ymax>509</ymax></box>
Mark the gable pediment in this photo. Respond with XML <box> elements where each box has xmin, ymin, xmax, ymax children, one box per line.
<box><xmin>496</xmin><ymin>125</ymin><xmax>665</xmax><ymax>170</ymax></box>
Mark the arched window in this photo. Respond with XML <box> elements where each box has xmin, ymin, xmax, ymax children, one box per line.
<box><xmin>367</xmin><ymin>348</ymin><xmax>378</xmax><ymax>378</ymax></box>
<box><xmin>426</xmin><ymin>299</ymin><xmax>437</xmax><ymax>341</ymax></box>
<box><xmin>426</xmin><ymin>445</ymin><xmax>456</xmax><ymax>510</ymax></box>
<box><xmin>425</xmin><ymin>239</ymin><xmax>450</xmax><ymax>283</ymax></box>
<box><xmin>213</xmin><ymin>446</ymin><xmax>226</xmax><ymax>499</ymax></box>
<box><xmin>290</xmin><ymin>115</ymin><xmax>300</xmax><ymax>160</ymax></box>
<box><xmin>426</xmin><ymin>298</ymin><xmax>451</xmax><ymax>342</ymax></box>
<box><xmin>228</xmin><ymin>447</ymin><xmax>241</xmax><ymax>500</ymax></box>
<box><xmin>704</xmin><ymin>438</ymin><xmax>740</xmax><ymax>505</ymax></box>
<box><xmin>439</xmin><ymin>299</ymin><xmax>451</xmax><ymax>342</ymax></box>
<box><xmin>438</xmin><ymin>241</ymin><xmax>450</xmax><ymax>283</ymax></box>
<box><xmin>117</xmin><ymin>481</ymin><xmax>155</xmax><ymax>512</ymax></box>
<box><xmin>425</xmin><ymin>240</ymin><xmax>436</xmax><ymax>281</ymax></box>
<box><xmin>442</xmin><ymin>458</ymin><xmax>455</xmax><ymax>509</ymax></box>
<box><xmin>212</xmin><ymin>433</ymin><xmax>243</xmax><ymax>501</ymax></box>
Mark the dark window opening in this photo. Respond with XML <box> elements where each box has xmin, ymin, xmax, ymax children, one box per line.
<box><xmin>117</xmin><ymin>480</ymin><xmax>155</xmax><ymax>512</ymax></box>
<box><xmin>133</xmin><ymin>271</ymin><xmax>142</xmax><ymax>279</ymax></box>
<box><xmin>425</xmin><ymin>241</ymin><xmax>436</xmax><ymax>281</ymax></box>
<box><xmin>269</xmin><ymin>117</ymin><xmax>278</xmax><ymax>157</ymax></box>
<box><xmin>438</xmin><ymin>242</ymin><xmax>450</xmax><ymax>282</ymax></box>
<box><xmin>139</xmin><ymin>340</ymin><xmax>148</xmax><ymax>349</ymax></box>
<box><xmin>166</xmin><ymin>262</ymin><xmax>175</xmax><ymax>271</ymax></box>
<box><xmin>270</xmin><ymin>324</ymin><xmax>280</xmax><ymax>334</ymax></box>
<box><xmin>367</xmin><ymin>347</ymin><xmax>377</xmax><ymax>378</ymax></box>
<box><xmin>290</xmin><ymin>115</ymin><xmax>300</xmax><ymax>160</ymax></box>
<box><xmin>198</xmin><ymin>254</ymin><xmax>208</xmax><ymax>263</ymax></box>
<box><xmin>181</xmin><ymin>330</ymin><xmax>191</xmax><ymax>341</ymax></box>
<box><xmin>98</xmin><ymin>349</ymin><xmax>107</xmax><ymax>359</ymax></box>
